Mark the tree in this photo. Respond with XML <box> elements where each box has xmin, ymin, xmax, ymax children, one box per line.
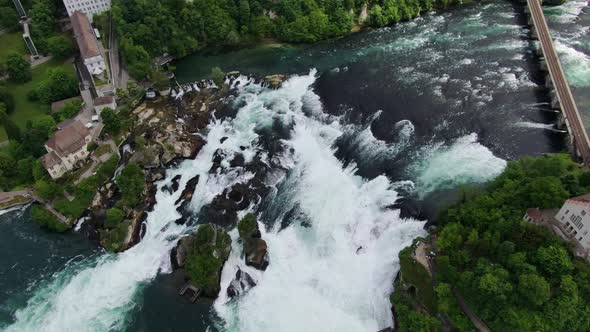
<box><xmin>0</xmin><ymin>108</ymin><xmax>21</xmax><ymax>142</ymax></box>
<box><xmin>127</xmin><ymin>80</ymin><xmax>142</xmax><ymax>99</ymax></box>
<box><xmin>0</xmin><ymin>6</ymin><xmax>19</xmax><ymax>32</ymax></box>
<box><xmin>35</xmin><ymin>68</ymin><xmax>78</xmax><ymax>104</ymax></box>
<box><xmin>238</xmin><ymin>213</ymin><xmax>258</xmax><ymax>238</ymax></box>
<box><xmin>35</xmin><ymin>180</ymin><xmax>60</xmax><ymax>201</ymax></box>
<box><xmin>0</xmin><ymin>86</ymin><xmax>15</xmax><ymax>113</ymax></box>
<box><xmin>536</xmin><ymin>245</ymin><xmax>573</xmax><ymax>278</ymax></box>
<box><xmin>115</xmin><ymin>88</ymin><xmax>129</xmax><ymax>101</ymax></box>
<box><xmin>46</xmin><ymin>35</ymin><xmax>74</xmax><ymax>59</ymax></box>
<box><xmin>115</xmin><ymin>163</ymin><xmax>145</xmax><ymax>206</ymax></box>
<box><xmin>29</xmin><ymin>0</ymin><xmax>56</xmax><ymax>53</ymax></box>
<box><xmin>105</xmin><ymin>208</ymin><xmax>125</xmax><ymax>228</ymax></box>
<box><xmin>5</xmin><ymin>52</ymin><xmax>31</xmax><ymax>82</ymax></box>
<box><xmin>54</xmin><ymin>99</ymin><xmax>82</xmax><ymax>122</ymax></box>
<box><xmin>101</xmin><ymin>108</ymin><xmax>121</xmax><ymax>134</ymax></box>
<box><xmin>210</xmin><ymin>67</ymin><xmax>224</xmax><ymax>86</ymax></box>
<box><xmin>32</xmin><ymin>205</ymin><xmax>69</xmax><ymax>232</ymax></box>
<box><xmin>17</xmin><ymin>157</ymin><xmax>34</xmax><ymax>184</ymax></box>
<box><xmin>518</xmin><ymin>274</ymin><xmax>550</xmax><ymax>306</ymax></box>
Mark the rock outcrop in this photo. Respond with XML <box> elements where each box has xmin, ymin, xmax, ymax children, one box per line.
<box><xmin>238</xmin><ymin>214</ymin><xmax>269</xmax><ymax>270</ymax></box>
<box><xmin>171</xmin><ymin>224</ymin><xmax>232</xmax><ymax>298</ymax></box>
<box><xmin>227</xmin><ymin>268</ymin><xmax>256</xmax><ymax>298</ymax></box>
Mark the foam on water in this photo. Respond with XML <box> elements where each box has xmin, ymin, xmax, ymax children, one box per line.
<box><xmin>3</xmin><ymin>114</ymin><xmax>256</xmax><ymax>332</ymax></box>
<box><xmin>554</xmin><ymin>40</ymin><xmax>590</xmax><ymax>88</ymax></box>
<box><xmin>414</xmin><ymin>133</ymin><xmax>506</xmax><ymax>197</ymax></box>
<box><xmin>3</xmin><ymin>71</ymin><xmax>425</xmax><ymax>332</ymax></box>
<box><xmin>213</xmin><ymin>71</ymin><xmax>425</xmax><ymax>332</ymax></box>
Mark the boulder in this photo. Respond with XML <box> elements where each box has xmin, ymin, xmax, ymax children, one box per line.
<box><xmin>264</xmin><ymin>74</ymin><xmax>287</xmax><ymax>89</ymax></box>
<box><xmin>226</xmin><ymin>268</ymin><xmax>256</xmax><ymax>298</ymax></box>
<box><xmin>244</xmin><ymin>238</ymin><xmax>269</xmax><ymax>271</ymax></box>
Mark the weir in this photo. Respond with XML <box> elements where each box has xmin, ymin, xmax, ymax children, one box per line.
<box><xmin>525</xmin><ymin>0</ymin><xmax>590</xmax><ymax>167</ymax></box>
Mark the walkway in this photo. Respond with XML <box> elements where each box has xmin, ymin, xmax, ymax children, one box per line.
<box><xmin>527</xmin><ymin>0</ymin><xmax>590</xmax><ymax>166</ymax></box>
<box><xmin>29</xmin><ymin>192</ymin><xmax>72</xmax><ymax>225</ymax></box>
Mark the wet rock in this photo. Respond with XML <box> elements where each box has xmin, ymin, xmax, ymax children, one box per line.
<box><xmin>264</xmin><ymin>74</ymin><xmax>287</xmax><ymax>89</ymax></box>
<box><xmin>171</xmin><ymin>235</ymin><xmax>194</xmax><ymax>269</ymax></box>
<box><xmin>238</xmin><ymin>214</ymin><xmax>269</xmax><ymax>271</ymax></box>
<box><xmin>230</xmin><ymin>153</ymin><xmax>245</xmax><ymax>168</ymax></box>
<box><xmin>174</xmin><ymin>175</ymin><xmax>200</xmax><ymax>205</ymax></box>
<box><xmin>244</xmin><ymin>238</ymin><xmax>269</xmax><ymax>271</ymax></box>
<box><xmin>147</xmin><ymin>168</ymin><xmax>166</xmax><ymax>183</ymax></box>
<box><xmin>162</xmin><ymin>174</ymin><xmax>182</xmax><ymax>194</ymax></box>
<box><xmin>227</xmin><ymin>268</ymin><xmax>256</xmax><ymax>298</ymax></box>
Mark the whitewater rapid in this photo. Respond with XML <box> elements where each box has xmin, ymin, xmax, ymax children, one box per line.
<box><xmin>1</xmin><ymin>71</ymin><xmax>422</xmax><ymax>331</ymax></box>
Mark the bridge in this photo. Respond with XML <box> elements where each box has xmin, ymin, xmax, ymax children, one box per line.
<box><xmin>526</xmin><ymin>0</ymin><xmax>590</xmax><ymax>167</ymax></box>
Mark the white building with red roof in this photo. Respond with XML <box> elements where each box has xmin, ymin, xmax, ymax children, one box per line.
<box><xmin>41</xmin><ymin>120</ymin><xmax>93</xmax><ymax>179</ymax></box>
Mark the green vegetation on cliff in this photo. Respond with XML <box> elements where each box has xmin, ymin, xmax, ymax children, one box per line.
<box><xmin>394</xmin><ymin>154</ymin><xmax>590</xmax><ymax>331</ymax></box>
<box><xmin>31</xmin><ymin>205</ymin><xmax>69</xmax><ymax>232</ymax></box>
<box><xmin>185</xmin><ymin>224</ymin><xmax>232</xmax><ymax>297</ymax></box>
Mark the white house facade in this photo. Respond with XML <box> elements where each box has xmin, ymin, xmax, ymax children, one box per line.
<box><xmin>555</xmin><ymin>194</ymin><xmax>590</xmax><ymax>252</ymax></box>
<box><xmin>63</xmin><ymin>0</ymin><xmax>111</xmax><ymax>20</ymax></box>
<box><xmin>41</xmin><ymin>120</ymin><xmax>93</xmax><ymax>179</ymax></box>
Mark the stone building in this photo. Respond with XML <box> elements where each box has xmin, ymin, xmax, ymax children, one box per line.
<box><xmin>71</xmin><ymin>11</ymin><xmax>107</xmax><ymax>76</ymax></box>
<box><xmin>62</xmin><ymin>0</ymin><xmax>110</xmax><ymax>20</ymax></box>
<box><xmin>41</xmin><ymin>120</ymin><xmax>93</xmax><ymax>179</ymax></box>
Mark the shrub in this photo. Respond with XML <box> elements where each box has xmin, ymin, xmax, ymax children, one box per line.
<box><xmin>105</xmin><ymin>208</ymin><xmax>125</xmax><ymax>228</ymax></box>
<box><xmin>32</xmin><ymin>205</ymin><xmax>69</xmax><ymax>232</ymax></box>
<box><xmin>238</xmin><ymin>213</ymin><xmax>258</xmax><ymax>238</ymax></box>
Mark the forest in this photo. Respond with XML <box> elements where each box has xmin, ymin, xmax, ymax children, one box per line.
<box><xmin>109</xmin><ymin>0</ymin><xmax>466</xmax><ymax>78</ymax></box>
<box><xmin>395</xmin><ymin>154</ymin><xmax>590</xmax><ymax>331</ymax></box>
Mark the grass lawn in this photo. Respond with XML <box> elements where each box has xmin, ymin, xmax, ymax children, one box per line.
<box><xmin>0</xmin><ymin>59</ymin><xmax>76</xmax><ymax>141</ymax></box>
<box><xmin>0</xmin><ymin>32</ymin><xmax>26</xmax><ymax>62</ymax></box>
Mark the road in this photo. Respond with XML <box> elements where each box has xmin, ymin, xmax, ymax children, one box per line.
<box><xmin>527</xmin><ymin>0</ymin><xmax>590</xmax><ymax>166</ymax></box>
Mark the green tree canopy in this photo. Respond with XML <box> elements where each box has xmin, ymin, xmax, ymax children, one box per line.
<box><xmin>46</xmin><ymin>35</ymin><xmax>74</xmax><ymax>59</ymax></box>
<box><xmin>115</xmin><ymin>163</ymin><xmax>145</xmax><ymax>206</ymax></box>
<box><xmin>5</xmin><ymin>52</ymin><xmax>31</xmax><ymax>83</ymax></box>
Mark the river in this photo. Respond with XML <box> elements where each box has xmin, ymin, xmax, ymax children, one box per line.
<box><xmin>1</xmin><ymin>1</ymin><xmax>589</xmax><ymax>331</ymax></box>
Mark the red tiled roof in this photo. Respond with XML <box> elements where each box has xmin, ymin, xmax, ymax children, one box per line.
<box><xmin>41</xmin><ymin>151</ymin><xmax>61</xmax><ymax>168</ymax></box>
<box><xmin>94</xmin><ymin>95</ymin><xmax>114</xmax><ymax>106</ymax></box>
<box><xmin>46</xmin><ymin>120</ymin><xmax>90</xmax><ymax>157</ymax></box>
<box><xmin>567</xmin><ymin>194</ymin><xmax>590</xmax><ymax>207</ymax></box>
<box><xmin>526</xmin><ymin>208</ymin><xmax>543</xmax><ymax>221</ymax></box>
<box><xmin>71</xmin><ymin>11</ymin><xmax>100</xmax><ymax>59</ymax></box>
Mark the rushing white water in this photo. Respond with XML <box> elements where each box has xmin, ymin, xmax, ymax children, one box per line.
<box><xmin>5</xmin><ymin>70</ymin><xmax>425</xmax><ymax>332</ymax></box>
<box><xmin>4</xmin><ymin>113</ymin><xmax>254</xmax><ymax>331</ymax></box>
<box><xmin>209</xmin><ymin>71</ymin><xmax>425</xmax><ymax>332</ymax></box>
<box><xmin>414</xmin><ymin>133</ymin><xmax>507</xmax><ymax>197</ymax></box>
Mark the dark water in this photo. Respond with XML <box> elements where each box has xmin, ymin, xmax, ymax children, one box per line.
<box><xmin>2</xmin><ymin>1</ymin><xmax>589</xmax><ymax>331</ymax></box>
<box><xmin>0</xmin><ymin>206</ymin><xmax>97</xmax><ymax>324</ymax></box>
